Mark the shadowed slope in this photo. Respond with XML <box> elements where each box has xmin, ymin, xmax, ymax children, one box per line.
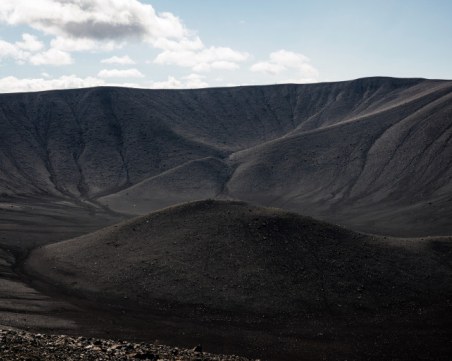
<box><xmin>93</xmin><ymin>78</ymin><xmax>452</xmax><ymax>235</ymax></box>
<box><xmin>1</xmin><ymin>77</ymin><xmax>452</xmax><ymax>235</ymax></box>
<box><xmin>101</xmin><ymin>157</ymin><xmax>231</xmax><ymax>214</ymax></box>
<box><xmin>226</xmin><ymin>81</ymin><xmax>452</xmax><ymax>235</ymax></box>
<box><xmin>26</xmin><ymin>200</ymin><xmax>452</xmax><ymax>318</ymax></box>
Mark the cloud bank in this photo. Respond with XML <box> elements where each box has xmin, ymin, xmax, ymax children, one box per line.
<box><xmin>0</xmin><ymin>0</ymin><xmax>320</xmax><ymax>91</ymax></box>
<box><xmin>0</xmin><ymin>0</ymin><xmax>186</xmax><ymax>43</ymax></box>
<box><xmin>0</xmin><ymin>75</ymin><xmax>105</xmax><ymax>93</ymax></box>
<box><xmin>0</xmin><ymin>0</ymin><xmax>251</xmax><ymax>73</ymax></box>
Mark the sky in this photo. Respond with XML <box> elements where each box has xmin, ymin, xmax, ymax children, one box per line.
<box><xmin>0</xmin><ymin>0</ymin><xmax>451</xmax><ymax>93</ymax></box>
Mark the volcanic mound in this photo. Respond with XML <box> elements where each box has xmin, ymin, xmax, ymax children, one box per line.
<box><xmin>26</xmin><ymin>200</ymin><xmax>452</xmax><ymax>319</ymax></box>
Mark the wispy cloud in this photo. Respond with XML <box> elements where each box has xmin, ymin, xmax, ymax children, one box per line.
<box><xmin>0</xmin><ymin>39</ymin><xmax>29</xmax><ymax>63</ymax></box>
<box><xmin>101</xmin><ymin>55</ymin><xmax>136</xmax><ymax>65</ymax></box>
<box><xmin>29</xmin><ymin>48</ymin><xmax>73</xmax><ymax>65</ymax></box>
<box><xmin>149</xmin><ymin>74</ymin><xmax>208</xmax><ymax>89</ymax></box>
<box><xmin>0</xmin><ymin>33</ymin><xmax>72</xmax><ymax>66</ymax></box>
<box><xmin>16</xmin><ymin>33</ymin><xmax>44</xmax><ymax>52</ymax></box>
<box><xmin>0</xmin><ymin>73</ymin><xmax>208</xmax><ymax>93</ymax></box>
<box><xmin>0</xmin><ymin>75</ymin><xmax>105</xmax><ymax>93</ymax></box>
<box><xmin>251</xmin><ymin>50</ymin><xmax>319</xmax><ymax>83</ymax></box>
<box><xmin>97</xmin><ymin>68</ymin><xmax>144</xmax><ymax>78</ymax></box>
<box><xmin>154</xmin><ymin>45</ymin><xmax>249</xmax><ymax>72</ymax></box>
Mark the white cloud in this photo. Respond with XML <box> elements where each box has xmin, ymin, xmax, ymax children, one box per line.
<box><xmin>211</xmin><ymin>61</ymin><xmax>240</xmax><ymax>70</ymax></box>
<box><xmin>0</xmin><ymin>75</ymin><xmax>105</xmax><ymax>93</ymax></box>
<box><xmin>0</xmin><ymin>33</ymin><xmax>45</xmax><ymax>63</ymax></box>
<box><xmin>0</xmin><ymin>74</ymin><xmax>150</xmax><ymax>93</ymax></box>
<box><xmin>50</xmin><ymin>36</ymin><xmax>122</xmax><ymax>52</ymax></box>
<box><xmin>251</xmin><ymin>62</ymin><xmax>285</xmax><ymax>75</ymax></box>
<box><xmin>0</xmin><ymin>33</ymin><xmax>73</xmax><ymax>66</ymax></box>
<box><xmin>149</xmin><ymin>74</ymin><xmax>208</xmax><ymax>89</ymax></box>
<box><xmin>0</xmin><ymin>40</ymin><xmax>28</xmax><ymax>63</ymax></box>
<box><xmin>153</xmin><ymin>37</ymin><xmax>204</xmax><ymax>52</ymax></box>
<box><xmin>183</xmin><ymin>74</ymin><xmax>209</xmax><ymax>88</ymax></box>
<box><xmin>98</xmin><ymin>68</ymin><xmax>144</xmax><ymax>78</ymax></box>
<box><xmin>270</xmin><ymin>50</ymin><xmax>310</xmax><ymax>68</ymax></box>
<box><xmin>107</xmin><ymin>82</ymin><xmax>142</xmax><ymax>88</ymax></box>
<box><xmin>149</xmin><ymin>76</ymin><xmax>182</xmax><ymax>89</ymax></box>
<box><xmin>0</xmin><ymin>0</ymin><xmax>248</xmax><ymax>76</ymax></box>
<box><xmin>251</xmin><ymin>50</ymin><xmax>319</xmax><ymax>83</ymax></box>
<box><xmin>101</xmin><ymin>55</ymin><xmax>136</xmax><ymax>65</ymax></box>
<box><xmin>0</xmin><ymin>72</ymin><xmax>208</xmax><ymax>94</ymax></box>
<box><xmin>0</xmin><ymin>0</ymin><xmax>187</xmax><ymax>43</ymax></box>
<box><xmin>51</xmin><ymin>37</ymin><xmax>94</xmax><ymax>52</ymax></box>
<box><xmin>155</xmin><ymin>46</ymin><xmax>249</xmax><ymax>72</ymax></box>
<box><xmin>16</xmin><ymin>33</ymin><xmax>44</xmax><ymax>52</ymax></box>
<box><xmin>29</xmin><ymin>48</ymin><xmax>73</xmax><ymax>65</ymax></box>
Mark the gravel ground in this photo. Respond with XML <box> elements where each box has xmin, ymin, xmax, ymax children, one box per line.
<box><xmin>0</xmin><ymin>329</ymin><xmax>255</xmax><ymax>361</ymax></box>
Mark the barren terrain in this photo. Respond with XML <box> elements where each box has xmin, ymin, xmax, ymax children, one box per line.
<box><xmin>0</xmin><ymin>77</ymin><xmax>451</xmax><ymax>360</ymax></box>
<box><xmin>1</xmin><ymin>77</ymin><xmax>452</xmax><ymax>235</ymax></box>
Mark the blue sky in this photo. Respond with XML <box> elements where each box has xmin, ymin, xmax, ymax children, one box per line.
<box><xmin>0</xmin><ymin>0</ymin><xmax>451</xmax><ymax>92</ymax></box>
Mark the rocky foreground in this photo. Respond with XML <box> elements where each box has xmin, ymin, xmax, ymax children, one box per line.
<box><xmin>0</xmin><ymin>329</ymin><xmax>255</xmax><ymax>361</ymax></box>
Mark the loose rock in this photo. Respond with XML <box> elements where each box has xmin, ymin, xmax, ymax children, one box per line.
<box><xmin>0</xmin><ymin>329</ymin><xmax>254</xmax><ymax>361</ymax></box>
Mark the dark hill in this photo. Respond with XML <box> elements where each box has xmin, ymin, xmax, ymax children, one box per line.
<box><xmin>26</xmin><ymin>200</ymin><xmax>452</xmax><ymax>316</ymax></box>
<box><xmin>24</xmin><ymin>200</ymin><xmax>452</xmax><ymax>360</ymax></box>
<box><xmin>1</xmin><ymin>77</ymin><xmax>452</xmax><ymax>236</ymax></box>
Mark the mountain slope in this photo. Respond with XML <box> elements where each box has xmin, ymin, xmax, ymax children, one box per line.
<box><xmin>1</xmin><ymin>77</ymin><xmax>452</xmax><ymax>235</ymax></box>
<box><xmin>226</xmin><ymin>81</ymin><xmax>452</xmax><ymax>235</ymax></box>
